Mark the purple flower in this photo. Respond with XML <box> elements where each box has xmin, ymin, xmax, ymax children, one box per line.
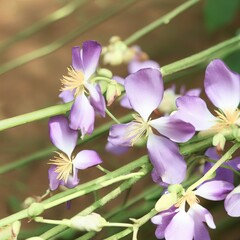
<box><xmin>224</xmin><ymin>185</ymin><xmax>240</xmax><ymax>217</ymax></box>
<box><xmin>174</xmin><ymin>59</ymin><xmax>240</xmax><ymax>132</ymax></box>
<box><xmin>59</xmin><ymin>41</ymin><xmax>106</xmax><ymax>137</ymax></box>
<box><xmin>108</xmin><ymin>68</ymin><xmax>195</xmax><ymax>184</ymax></box>
<box><xmin>48</xmin><ymin>115</ymin><xmax>102</xmax><ymax>191</ymax></box>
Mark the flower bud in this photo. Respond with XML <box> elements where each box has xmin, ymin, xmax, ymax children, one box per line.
<box><xmin>27</xmin><ymin>203</ymin><xmax>45</xmax><ymax>217</ymax></box>
<box><xmin>106</xmin><ymin>81</ymin><xmax>122</xmax><ymax>106</ymax></box>
<box><xmin>97</xmin><ymin>68</ymin><xmax>113</xmax><ymax>79</ymax></box>
<box><xmin>155</xmin><ymin>192</ymin><xmax>178</xmax><ymax>212</ymax></box>
<box><xmin>212</xmin><ymin>133</ymin><xmax>226</xmax><ymax>152</ymax></box>
<box><xmin>233</xmin><ymin>128</ymin><xmax>240</xmax><ymax>142</ymax></box>
<box><xmin>69</xmin><ymin>213</ymin><xmax>107</xmax><ymax>232</ymax></box>
<box><xmin>0</xmin><ymin>221</ymin><xmax>21</xmax><ymax>240</ymax></box>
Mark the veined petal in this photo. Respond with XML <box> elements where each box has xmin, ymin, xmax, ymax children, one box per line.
<box><xmin>125</xmin><ymin>68</ymin><xmax>164</xmax><ymax>121</ymax></box>
<box><xmin>147</xmin><ymin>134</ymin><xmax>186</xmax><ymax>184</ymax></box>
<box><xmin>195</xmin><ymin>180</ymin><xmax>234</xmax><ymax>200</ymax></box>
<box><xmin>165</xmin><ymin>210</ymin><xmax>194</xmax><ymax>240</ymax></box>
<box><xmin>49</xmin><ymin>115</ymin><xmax>78</xmax><ymax>157</ymax></box>
<box><xmin>188</xmin><ymin>204</ymin><xmax>215</xmax><ymax>240</ymax></box>
<box><xmin>73</xmin><ymin>150</ymin><xmax>102</xmax><ymax>170</ymax></box>
<box><xmin>59</xmin><ymin>90</ymin><xmax>74</xmax><ymax>103</ymax></box>
<box><xmin>108</xmin><ymin>123</ymin><xmax>133</xmax><ymax>147</ymax></box>
<box><xmin>224</xmin><ymin>185</ymin><xmax>240</xmax><ymax>217</ymax></box>
<box><xmin>72</xmin><ymin>46</ymin><xmax>83</xmax><ymax>71</ymax></box>
<box><xmin>204</xmin><ymin>59</ymin><xmax>240</xmax><ymax>112</ymax></box>
<box><xmin>128</xmin><ymin>60</ymin><xmax>160</xmax><ymax>74</ymax></box>
<box><xmin>82</xmin><ymin>40</ymin><xmax>102</xmax><ymax>79</ymax></box>
<box><xmin>149</xmin><ymin>116</ymin><xmax>195</xmax><ymax>143</ymax></box>
<box><xmin>87</xmin><ymin>83</ymin><xmax>106</xmax><ymax>117</ymax></box>
<box><xmin>69</xmin><ymin>94</ymin><xmax>95</xmax><ymax>136</ymax></box>
<box><xmin>175</xmin><ymin>96</ymin><xmax>217</xmax><ymax>131</ymax></box>
<box><xmin>48</xmin><ymin>165</ymin><xmax>61</xmax><ymax>191</ymax></box>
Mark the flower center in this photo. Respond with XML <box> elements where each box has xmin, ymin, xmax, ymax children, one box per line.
<box><xmin>176</xmin><ymin>191</ymin><xmax>199</xmax><ymax>208</ymax></box>
<box><xmin>49</xmin><ymin>152</ymin><xmax>73</xmax><ymax>183</ymax></box>
<box><xmin>214</xmin><ymin>108</ymin><xmax>240</xmax><ymax>130</ymax></box>
<box><xmin>125</xmin><ymin>114</ymin><xmax>152</xmax><ymax>146</ymax></box>
<box><xmin>60</xmin><ymin>66</ymin><xmax>85</xmax><ymax>97</ymax></box>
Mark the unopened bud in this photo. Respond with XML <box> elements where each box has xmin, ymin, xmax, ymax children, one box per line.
<box><xmin>97</xmin><ymin>68</ymin><xmax>113</xmax><ymax>78</ymax></box>
<box><xmin>212</xmin><ymin>133</ymin><xmax>226</xmax><ymax>152</ymax></box>
<box><xmin>233</xmin><ymin>128</ymin><xmax>240</xmax><ymax>142</ymax></box>
<box><xmin>106</xmin><ymin>82</ymin><xmax>123</xmax><ymax>106</ymax></box>
<box><xmin>155</xmin><ymin>192</ymin><xmax>178</xmax><ymax>212</ymax></box>
<box><xmin>27</xmin><ymin>203</ymin><xmax>45</xmax><ymax>217</ymax></box>
<box><xmin>0</xmin><ymin>221</ymin><xmax>21</xmax><ymax>240</ymax></box>
<box><xmin>69</xmin><ymin>213</ymin><xmax>107</xmax><ymax>232</ymax></box>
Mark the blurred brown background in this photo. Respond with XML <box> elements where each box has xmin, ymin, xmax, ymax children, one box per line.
<box><xmin>0</xmin><ymin>0</ymin><xmax>239</xmax><ymax>239</ymax></box>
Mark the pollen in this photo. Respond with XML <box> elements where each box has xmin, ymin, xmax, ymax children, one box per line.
<box><xmin>214</xmin><ymin>108</ymin><xmax>240</xmax><ymax>130</ymax></box>
<box><xmin>125</xmin><ymin>114</ymin><xmax>152</xmax><ymax>146</ymax></box>
<box><xmin>49</xmin><ymin>152</ymin><xmax>73</xmax><ymax>183</ymax></box>
<box><xmin>60</xmin><ymin>66</ymin><xmax>85</xmax><ymax>97</ymax></box>
<box><xmin>175</xmin><ymin>191</ymin><xmax>199</xmax><ymax>208</ymax></box>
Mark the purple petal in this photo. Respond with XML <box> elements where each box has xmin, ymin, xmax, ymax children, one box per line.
<box><xmin>73</xmin><ymin>150</ymin><xmax>102</xmax><ymax>170</ymax></box>
<box><xmin>87</xmin><ymin>83</ymin><xmax>106</xmax><ymax>117</ymax></box>
<box><xmin>128</xmin><ymin>60</ymin><xmax>160</xmax><ymax>74</ymax></box>
<box><xmin>72</xmin><ymin>46</ymin><xmax>83</xmax><ymax>71</ymax></box>
<box><xmin>185</xmin><ymin>88</ymin><xmax>201</xmax><ymax>97</ymax></box>
<box><xmin>49</xmin><ymin>115</ymin><xmax>78</xmax><ymax>157</ymax></box>
<box><xmin>120</xmin><ymin>95</ymin><xmax>132</xmax><ymax>109</ymax></box>
<box><xmin>149</xmin><ymin>116</ymin><xmax>195</xmax><ymax>143</ymax></box>
<box><xmin>175</xmin><ymin>96</ymin><xmax>217</xmax><ymax>131</ymax></box>
<box><xmin>204</xmin><ymin>59</ymin><xmax>240</xmax><ymax>112</ymax></box>
<box><xmin>224</xmin><ymin>185</ymin><xmax>240</xmax><ymax>217</ymax></box>
<box><xmin>48</xmin><ymin>165</ymin><xmax>61</xmax><ymax>191</ymax></box>
<box><xmin>64</xmin><ymin>168</ymin><xmax>80</xmax><ymax>188</ymax></box>
<box><xmin>151</xmin><ymin>209</ymin><xmax>177</xmax><ymax>239</ymax></box>
<box><xmin>59</xmin><ymin>90</ymin><xmax>74</xmax><ymax>103</ymax></box>
<box><xmin>188</xmin><ymin>204</ymin><xmax>215</xmax><ymax>240</ymax></box>
<box><xmin>125</xmin><ymin>68</ymin><xmax>163</xmax><ymax>121</ymax></box>
<box><xmin>195</xmin><ymin>180</ymin><xmax>234</xmax><ymax>200</ymax></box>
<box><xmin>105</xmin><ymin>142</ymin><xmax>129</xmax><ymax>155</ymax></box>
<box><xmin>69</xmin><ymin>94</ymin><xmax>95</xmax><ymax>136</ymax></box>
<box><xmin>147</xmin><ymin>134</ymin><xmax>186</xmax><ymax>184</ymax></box>
<box><xmin>113</xmin><ymin>75</ymin><xmax>124</xmax><ymax>85</ymax></box>
<box><xmin>165</xmin><ymin>210</ymin><xmax>194</xmax><ymax>240</ymax></box>
<box><xmin>151</xmin><ymin>168</ymin><xmax>169</xmax><ymax>187</ymax></box>
<box><xmin>108</xmin><ymin>123</ymin><xmax>133</xmax><ymax>147</ymax></box>
<box><xmin>82</xmin><ymin>40</ymin><xmax>101</xmax><ymax>79</ymax></box>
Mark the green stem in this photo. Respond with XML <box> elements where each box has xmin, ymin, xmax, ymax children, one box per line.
<box><xmin>0</xmin><ymin>0</ymin><xmax>137</xmax><ymax>75</ymax></box>
<box><xmin>39</xmin><ymin>162</ymin><xmax>151</xmax><ymax>239</ymax></box>
<box><xmin>105</xmin><ymin>108</ymin><xmax>121</xmax><ymax>124</ymax></box>
<box><xmin>0</xmin><ymin>0</ymin><xmax>89</xmax><ymax>53</ymax></box>
<box><xmin>124</xmin><ymin>0</ymin><xmax>200</xmax><ymax>45</ymax></box>
<box><xmin>0</xmin><ymin>113</ymin><xmax>133</xmax><ymax>174</ymax></box>
<box><xmin>105</xmin><ymin>222</ymin><xmax>133</xmax><ymax>228</ymax></box>
<box><xmin>187</xmin><ymin>142</ymin><xmax>240</xmax><ymax>192</ymax></box>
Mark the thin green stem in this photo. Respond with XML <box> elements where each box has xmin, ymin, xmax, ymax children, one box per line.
<box><xmin>39</xmin><ymin>162</ymin><xmax>151</xmax><ymax>239</ymax></box>
<box><xmin>0</xmin><ymin>0</ymin><xmax>137</xmax><ymax>75</ymax></box>
<box><xmin>105</xmin><ymin>108</ymin><xmax>121</xmax><ymax>124</ymax></box>
<box><xmin>124</xmin><ymin>0</ymin><xmax>200</xmax><ymax>45</ymax></box>
<box><xmin>187</xmin><ymin>142</ymin><xmax>240</xmax><ymax>192</ymax></box>
<box><xmin>0</xmin><ymin>113</ymin><xmax>133</xmax><ymax>174</ymax></box>
<box><xmin>0</xmin><ymin>0</ymin><xmax>89</xmax><ymax>53</ymax></box>
<box><xmin>105</xmin><ymin>222</ymin><xmax>133</xmax><ymax>228</ymax></box>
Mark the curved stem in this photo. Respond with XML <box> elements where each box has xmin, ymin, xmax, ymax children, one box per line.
<box><xmin>124</xmin><ymin>0</ymin><xmax>200</xmax><ymax>45</ymax></box>
<box><xmin>105</xmin><ymin>108</ymin><xmax>121</xmax><ymax>124</ymax></box>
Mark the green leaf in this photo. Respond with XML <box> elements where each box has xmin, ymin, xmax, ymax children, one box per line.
<box><xmin>204</xmin><ymin>0</ymin><xmax>240</xmax><ymax>32</ymax></box>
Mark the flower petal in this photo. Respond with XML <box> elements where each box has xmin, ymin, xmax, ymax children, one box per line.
<box><xmin>204</xmin><ymin>59</ymin><xmax>240</xmax><ymax>112</ymax></box>
<box><xmin>165</xmin><ymin>210</ymin><xmax>194</xmax><ymax>240</ymax></box>
<box><xmin>69</xmin><ymin>94</ymin><xmax>95</xmax><ymax>136</ymax></box>
<box><xmin>108</xmin><ymin>123</ymin><xmax>133</xmax><ymax>147</ymax></box>
<box><xmin>105</xmin><ymin>142</ymin><xmax>129</xmax><ymax>155</ymax></box>
<box><xmin>82</xmin><ymin>40</ymin><xmax>102</xmax><ymax>79</ymax></box>
<box><xmin>87</xmin><ymin>83</ymin><xmax>106</xmax><ymax>117</ymax></box>
<box><xmin>73</xmin><ymin>150</ymin><xmax>102</xmax><ymax>170</ymax></box>
<box><xmin>150</xmin><ymin>115</ymin><xmax>195</xmax><ymax>143</ymax></box>
<box><xmin>64</xmin><ymin>167</ymin><xmax>80</xmax><ymax>188</ymax></box>
<box><xmin>175</xmin><ymin>96</ymin><xmax>216</xmax><ymax>131</ymax></box>
<box><xmin>72</xmin><ymin>46</ymin><xmax>83</xmax><ymax>71</ymax></box>
<box><xmin>59</xmin><ymin>90</ymin><xmax>74</xmax><ymax>103</ymax></box>
<box><xmin>185</xmin><ymin>88</ymin><xmax>201</xmax><ymax>97</ymax></box>
<box><xmin>120</xmin><ymin>95</ymin><xmax>132</xmax><ymax>109</ymax></box>
<box><xmin>48</xmin><ymin>165</ymin><xmax>61</xmax><ymax>191</ymax></box>
<box><xmin>147</xmin><ymin>134</ymin><xmax>186</xmax><ymax>184</ymax></box>
<box><xmin>49</xmin><ymin>115</ymin><xmax>78</xmax><ymax>157</ymax></box>
<box><xmin>125</xmin><ymin>68</ymin><xmax>163</xmax><ymax>121</ymax></box>
<box><xmin>128</xmin><ymin>60</ymin><xmax>160</xmax><ymax>74</ymax></box>
<box><xmin>195</xmin><ymin>180</ymin><xmax>234</xmax><ymax>200</ymax></box>
<box><xmin>224</xmin><ymin>185</ymin><xmax>240</xmax><ymax>217</ymax></box>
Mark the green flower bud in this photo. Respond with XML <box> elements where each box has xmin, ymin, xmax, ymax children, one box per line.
<box><xmin>0</xmin><ymin>221</ymin><xmax>21</xmax><ymax>240</ymax></box>
<box><xmin>106</xmin><ymin>82</ymin><xmax>122</xmax><ymax>106</ymax></box>
<box><xmin>27</xmin><ymin>203</ymin><xmax>45</xmax><ymax>217</ymax></box>
<box><xmin>212</xmin><ymin>133</ymin><xmax>226</xmax><ymax>151</ymax></box>
<box><xmin>69</xmin><ymin>213</ymin><xmax>107</xmax><ymax>232</ymax></box>
<box><xmin>97</xmin><ymin>68</ymin><xmax>113</xmax><ymax>78</ymax></box>
<box><xmin>155</xmin><ymin>192</ymin><xmax>178</xmax><ymax>212</ymax></box>
<box><xmin>233</xmin><ymin>128</ymin><xmax>240</xmax><ymax>142</ymax></box>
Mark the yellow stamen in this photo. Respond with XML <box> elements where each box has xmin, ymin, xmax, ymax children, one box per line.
<box><xmin>49</xmin><ymin>152</ymin><xmax>73</xmax><ymax>183</ymax></box>
<box><xmin>125</xmin><ymin>114</ymin><xmax>152</xmax><ymax>146</ymax></box>
<box><xmin>60</xmin><ymin>66</ymin><xmax>85</xmax><ymax>97</ymax></box>
<box><xmin>175</xmin><ymin>191</ymin><xmax>199</xmax><ymax>208</ymax></box>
